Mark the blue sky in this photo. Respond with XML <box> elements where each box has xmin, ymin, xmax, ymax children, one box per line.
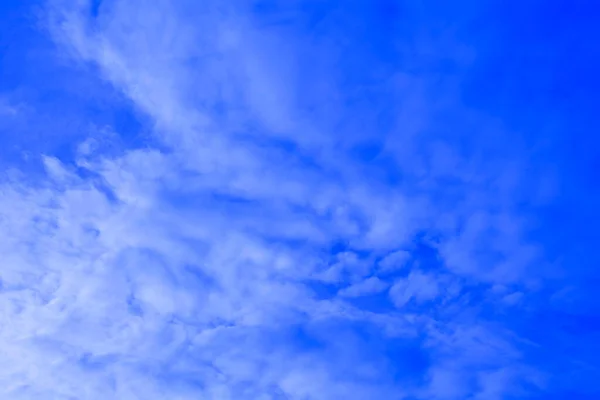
<box><xmin>0</xmin><ymin>0</ymin><xmax>599</xmax><ymax>399</ymax></box>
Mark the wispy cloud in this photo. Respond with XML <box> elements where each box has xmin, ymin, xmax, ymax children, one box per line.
<box><xmin>0</xmin><ymin>0</ymin><xmax>591</xmax><ymax>398</ymax></box>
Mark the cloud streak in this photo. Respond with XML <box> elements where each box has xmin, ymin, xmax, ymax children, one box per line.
<box><xmin>0</xmin><ymin>0</ymin><xmax>591</xmax><ymax>398</ymax></box>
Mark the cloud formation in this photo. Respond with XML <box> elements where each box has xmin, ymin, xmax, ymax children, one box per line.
<box><xmin>0</xmin><ymin>0</ymin><xmax>596</xmax><ymax>399</ymax></box>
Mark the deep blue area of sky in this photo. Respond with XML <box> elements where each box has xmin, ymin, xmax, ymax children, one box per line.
<box><xmin>1</xmin><ymin>0</ymin><xmax>599</xmax><ymax>398</ymax></box>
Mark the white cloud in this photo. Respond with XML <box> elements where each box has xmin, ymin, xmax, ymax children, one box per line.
<box><xmin>389</xmin><ymin>271</ymin><xmax>440</xmax><ymax>308</ymax></box>
<box><xmin>0</xmin><ymin>1</ymin><xmax>553</xmax><ymax>398</ymax></box>
<box><xmin>338</xmin><ymin>277</ymin><xmax>389</xmax><ymax>298</ymax></box>
<box><xmin>378</xmin><ymin>249</ymin><xmax>411</xmax><ymax>273</ymax></box>
<box><xmin>0</xmin><ymin>95</ymin><xmax>19</xmax><ymax>116</ymax></box>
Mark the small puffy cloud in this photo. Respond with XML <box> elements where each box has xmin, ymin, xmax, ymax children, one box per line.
<box><xmin>389</xmin><ymin>271</ymin><xmax>440</xmax><ymax>308</ymax></box>
<box><xmin>43</xmin><ymin>155</ymin><xmax>76</xmax><ymax>183</ymax></box>
<box><xmin>0</xmin><ymin>95</ymin><xmax>19</xmax><ymax>116</ymax></box>
<box><xmin>338</xmin><ymin>277</ymin><xmax>389</xmax><ymax>298</ymax></box>
<box><xmin>315</xmin><ymin>251</ymin><xmax>372</xmax><ymax>283</ymax></box>
<box><xmin>378</xmin><ymin>249</ymin><xmax>411</xmax><ymax>273</ymax></box>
